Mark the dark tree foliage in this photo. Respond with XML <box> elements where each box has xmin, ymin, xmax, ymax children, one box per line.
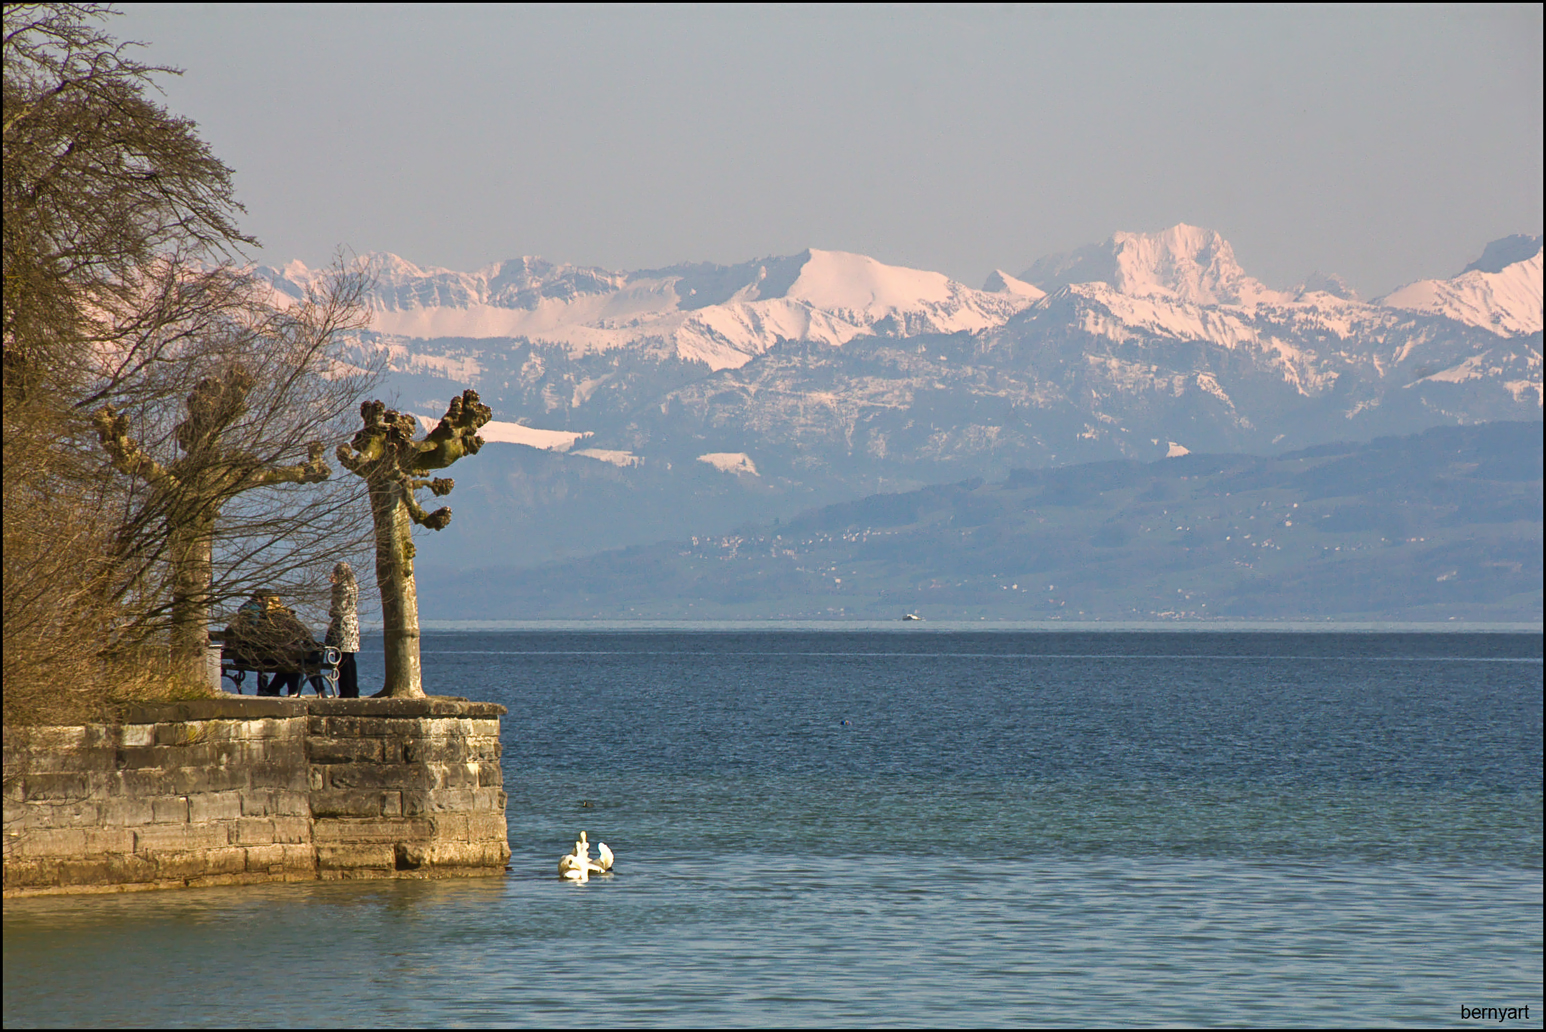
<box><xmin>2</xmin><ymin>2</ymin><xmax>253</xmax><ymax>396</ymax></box>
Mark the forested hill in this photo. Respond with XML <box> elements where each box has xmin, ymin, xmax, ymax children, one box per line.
<box><xmin>420</xmin><ymin>421</ymin><xmax>1542</xmax><ymax>622</ymax></box>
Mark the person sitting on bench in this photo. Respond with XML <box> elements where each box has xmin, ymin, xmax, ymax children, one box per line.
<box><xmin>223</xmin><ymin>592</ymin><xmax>320</xmax><ymax>696</ymax></box>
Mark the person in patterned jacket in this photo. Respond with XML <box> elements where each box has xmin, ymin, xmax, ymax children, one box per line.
<box><xmin>326</xmin><ymin>562</ymin><xmax>361</xmax><ymax>698</ymax></box>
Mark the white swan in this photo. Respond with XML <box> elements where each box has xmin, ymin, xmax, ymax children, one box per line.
<box><xmin>557</xmin><ymin>831</ymin><xmax>613</xmax><ymax>882</ymax></box>
<box><xmin>558</xmin><ymin>832</ymin><xmax>591</xmax><ymax>882</ymax></box>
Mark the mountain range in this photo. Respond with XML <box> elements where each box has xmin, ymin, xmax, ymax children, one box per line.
<box><xmin>261</xmin><ymin>226</ymin><xmax>1542</xmax><ymax>611</ymax></box>
<box><xmin>418</xmin><ymin>421</ymin><xmax>1542</xmax><ymax>623</ymax></box>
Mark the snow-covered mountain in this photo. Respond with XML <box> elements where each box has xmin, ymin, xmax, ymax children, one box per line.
<box><xmin>1380</xmin><ymin>246</ymin><xmax>1542</xmax><ymax>337</ymax></box>
<box><xmin>264</xmin><ymin>224</ymin><xmax>1542</xmax><ymax>390</ymax></box>
<box><xmin>1017</xmin><ymin>224</ymin><xmax>1288</xmax><ymax>306</ymax></box>
<box><xmin>268</xmin><ymin>249</ymin><xmax>1033</xmax><ymax>371</ymax></box>
<box><xmin>624</xmin><ymin>226</ymin><xmax>1540</xmax><ymax>469</ymax></box>
<box><xmin>259</xmin><ymin>227</ymin><xmax>1542</xmax><ymax>573</ymax></box>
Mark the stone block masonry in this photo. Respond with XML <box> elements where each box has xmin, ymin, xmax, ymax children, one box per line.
<box><xmin>3</xmin><ymin>696</ymin><xmax>510</xmax><ymax>896</ymax></box>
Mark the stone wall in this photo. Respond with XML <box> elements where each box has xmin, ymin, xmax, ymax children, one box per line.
<box><xmin>3</xmin><ymin>696</ymin><xmax>510</xmax><ymax>896</ymax></box>
<box><xmin>307</xmin><ymin>701</ymin><xmax>510</xmax><ymax>878</ymax></box>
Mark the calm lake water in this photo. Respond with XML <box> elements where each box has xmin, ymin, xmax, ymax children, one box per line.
<box><xmin>5</xmin><ymin>630</ymin><xmax>1542</xmax><ymax>1027</ymax></box>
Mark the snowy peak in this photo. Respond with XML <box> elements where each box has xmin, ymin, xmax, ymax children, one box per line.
<box><xmin>480</xmin><ymin>257</ymin><xmax>628</xmax><ymax>309</ymax></box>
<box><xmin>641</xmin><ymin>253</ymin><xmax>809</xmax><ymax>310</ymax></box>
<box><xmin>1293</xmin><ymin>271</ymin><xmax>1360</xmax><ymax>301</ymax></box>
<box><xmin>1018</xmin><ymin>225</ymin><xmax>1543</xmax><ymax>337</ymax></box>
<box><xmin>1381</xmin><ymin>241</ymin><xmax>1543</xmax><ymax>337</ymax></box>
<box><xmin>783</xmin><ymin>249</ymin><xmax>979</xmax><ymax>316</ymax></box>
<box><xmin>983</xmin><ymin>269</ymin><xmax>1046</xmax><ymax>300</ymax></box>
<box><xmin>1463</xmin><ymin>235</ymin><xmax>1544</xmax><ymax>275</ymax></box>
<box><xmin>787</xmin><ymin>249</ymin><xmax>952</xmax><ymax>312</ymax></box>
<box><xmin>1110</xmin><ymin>225</ymin><xmax>1279</xmax><ymax>305</ymax></box>
<box><xmin>672</xmin><ymin>247</ymin><xmax>1032</xmax><ymax>318</ymax></box>
<box><xmin>672</xmin><ymin>249</ymin><xmax>1035</xmax><ymax>366</ymax></box>
<box><xmin>370</xmin><ymin>253</ymin><xmax>629</xmax><ymax>312</ymax></box>
<box><xmin>1021</xmin><ymin>224</ymin><xmax>1284</xmax><ymax>307</ymax></box>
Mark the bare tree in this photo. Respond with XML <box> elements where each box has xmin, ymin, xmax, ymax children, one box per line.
<box><xmin>3</xmin><ymin>2</ymin><xmax>252</xmax><ymax>399</ymax></box>
<box><xmin>3</xmin><ymin>6</ymin><xmax>377</xmax><ymax>718</ymax></box>
<box><xmin>336</xmin><ymin>390</ymin><xmax>491</xmax><ymax>698</ymax></box>
<box><xmin>90</xmin><ymin>268</ymin><xmax>374</xmax><ymax>683</ymax></box>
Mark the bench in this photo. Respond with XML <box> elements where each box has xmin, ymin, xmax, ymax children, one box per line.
<box><xmin>210</xmin><ymin>632</ymin><xmax>342</xmax><ymax>697</ymax></box>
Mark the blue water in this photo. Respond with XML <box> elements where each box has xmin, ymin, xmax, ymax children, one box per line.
<box><xmin>5</xmin><ymin>631</ymin><xmax>1542</xmax><ymax>1027</ymax></box>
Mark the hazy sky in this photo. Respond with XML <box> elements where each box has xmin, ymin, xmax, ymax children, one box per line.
<box><xmin>116</xmin><ymin>4</ymin><xmax>1542</xmax><ymax>296</ymax></box>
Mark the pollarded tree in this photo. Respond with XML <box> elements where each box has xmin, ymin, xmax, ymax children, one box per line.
<box><xmin>87</xmin><ymin>261</ymin><xmax>374</xmax><ymax>675</ymax></box>
<box><xmin>95</xmin><ymin>371</ymin><xmax>328</xmax><ymax>683</ymax></box>
<box><xmin>336</xmin><ymin>390</ymin><xmax>491</xmax><ymax>698</ymax></box>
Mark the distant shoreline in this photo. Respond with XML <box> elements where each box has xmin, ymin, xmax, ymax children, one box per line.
<box><xmin>380</xmin><ymin>619</ymin><xmax>1545</xmax><ymax>634</ymax></box>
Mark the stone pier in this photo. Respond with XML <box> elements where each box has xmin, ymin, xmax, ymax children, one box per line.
<box><xmin>3</xmin><ymin>696</ymin><xmax>510</xmax><ymax>896</ymax></box>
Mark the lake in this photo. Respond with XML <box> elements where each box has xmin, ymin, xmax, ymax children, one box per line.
<box><xmin>4</xmin><ymin>630</ymin><xmax>1542</xmax><ymax>1027</ymax></box>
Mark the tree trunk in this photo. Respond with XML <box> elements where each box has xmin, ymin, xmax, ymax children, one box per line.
<box><xmin>370</xmin><ymin>477</ymin><xmax>424</xmax><ymax>697</ymax></box>
<box><xmin>167</xmin><ymin>515</ymin><xmax>214</xmax><ymax>686</ymax></box>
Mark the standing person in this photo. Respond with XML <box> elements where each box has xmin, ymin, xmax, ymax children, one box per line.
<box><xmin>326</xmin><ymin>562</ymin><xmax>361</xmax><ymax>698</ymax></box>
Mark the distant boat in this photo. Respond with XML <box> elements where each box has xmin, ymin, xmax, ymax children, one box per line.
<box><xmin>901</xmin><ymin>613</ymin><xmax>924</xmax><ymax>621</ymax></box>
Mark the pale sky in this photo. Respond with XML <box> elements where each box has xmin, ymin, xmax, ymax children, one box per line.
<box><xmin>117</xmin><ymin>3</ymin><xmax>1542</xmax><ymax>296</ymax></box>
